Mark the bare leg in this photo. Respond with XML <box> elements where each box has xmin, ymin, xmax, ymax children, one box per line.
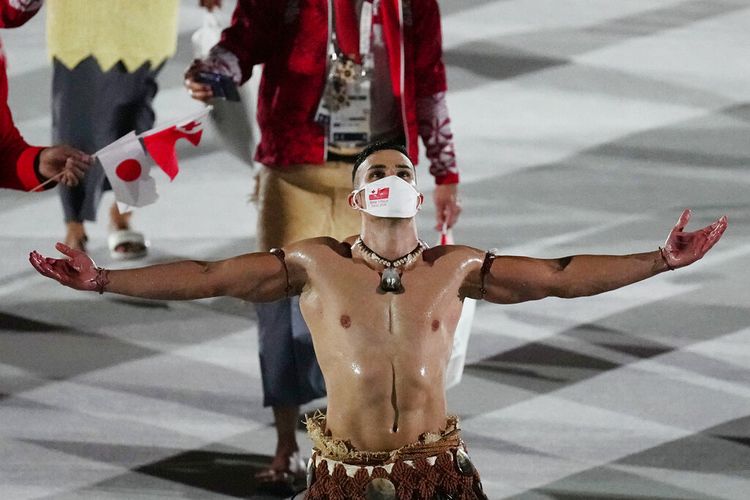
<box><xmin>64</xmin><ymin>221</ymin><xmax>88</xmax><ymax>252</ymax></box>
<box><xmin>109</xmin><ymin>202</ymin><xmax>131</xmax><ymax>231</ymax></box>
<box><xmin>272</xmin><ymin>405</ymin><xmax>300</xmax><ymax>465</ymax></box>
<box><xmin>256</xmin><ymin>405</ymin><xmax>304</xmax><ymax>481</ymax></box>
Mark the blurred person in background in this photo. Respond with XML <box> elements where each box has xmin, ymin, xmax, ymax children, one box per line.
<box><xmin>48</xmin><ymin>0</ymin><xmax>220</xmax><ymax>259</ymax></box>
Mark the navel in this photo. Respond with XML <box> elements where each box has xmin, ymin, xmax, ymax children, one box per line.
<box><xmin>431</xmin><ymin>319</ymin><xmax>440</xmax><ymax>331</ymax></box>
<box><xmin>340</xmin><ymin>314</ymin><xmax>352</xmax><ymax>328</ymax></box>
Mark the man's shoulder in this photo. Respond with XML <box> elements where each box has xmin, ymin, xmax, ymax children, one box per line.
<box><xmin>286</xmin><ymin>236</ymin><xmax>353</xmax><ymax>258</ymax></box>
<box><xmin>422</xmin><ymin>244</ymin><xmax>484</xmax><ymax>265</ymax></box>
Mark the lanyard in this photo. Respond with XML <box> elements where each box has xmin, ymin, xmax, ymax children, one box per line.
<box><xmin>331</xmin><ymin>0</ymin><xmax>374</xmax><ymax>64</ymax></box>
<box><xmin>359</xmin><ymin>1</ymin><xmax>373</xmax><ymax>58</ymax></box>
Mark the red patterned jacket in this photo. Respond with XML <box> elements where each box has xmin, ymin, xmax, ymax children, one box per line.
<box><xmin>0</xmin><ymin>0</ymin><xmax>46</xmax><ymax>191</ymax></box>
<box><xmin>208</xmin><ymin>0</ymin><xmax>458</xmax><ymax>185</ymax></box>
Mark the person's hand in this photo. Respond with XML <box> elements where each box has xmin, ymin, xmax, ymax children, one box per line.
<box><xmin>661</xmin><ymin>209</ymin><xmax>728</xmax><ymax>270</ymax></box>
<box><xmin>200</xmin><ymin>0</ymin><xmax>222</xmax><ymax>11</ymax></box>
<box><xmin>38</xmin><ymin>145</ymin><xmax>93</xmax><ymax>187</ymax></box>
<box><xmin>29</xmin><ymin>243</ymin><xmax>101</xmax><ymax>291</ymax></box>
<box><xmin>433</xmin><ymin>183</ymin><xmax>461</xmax><ymax>230</ymax></box>
<box><xmin>184</xmin><ymin>59</ymin><xmax>214</xmax><ymax>102</ymax></box>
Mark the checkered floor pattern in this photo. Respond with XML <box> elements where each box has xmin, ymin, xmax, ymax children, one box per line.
<box><xmin>1</xmin><ymin>1</ymin><xmax>749</xmax><ymax>498</ymax></box>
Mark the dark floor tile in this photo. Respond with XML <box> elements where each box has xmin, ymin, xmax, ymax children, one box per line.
<box><xmin>0</xmin><ymin>312</ymin><xmax>160</xmax><ymax>380</ymax></box>
<box><xmin>616</xmin><ymin>432</ymin><xmax>750</xmax><ymax>473</ymax></box>
<box><xmin>514</xmin><ymin>465</ymin><xmax>722</xmax><ymax>500</ymax></box>
<box><xmin>467</xmin><ymin>342</ymin><xmax>619</xmax><ymax>393</ymax></box>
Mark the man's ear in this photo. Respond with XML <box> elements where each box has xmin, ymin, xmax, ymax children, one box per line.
<box><xmin>347</xmin><ymin>191</ymin><xmax>359</xmax><ymax>210</ymax></box>
<box><xmin>417</xmin><ymin>192</ymin><xmax>425</xmax><ymax>210</ymax></box>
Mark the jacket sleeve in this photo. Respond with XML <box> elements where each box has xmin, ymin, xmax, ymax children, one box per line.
<box><xmin>0</xmin><ymin>0</ymin><xmax>46</xmax><ymax>191</ymax></box>
<box><xmin>205</xmin><ymin>0</ymin><xmax>286</xmax><ymax>85</ymax></box>
<box><xmin>412</xmin><ymin>0</ymin><xmax>459</xmax><ymax>185</ymax></box>
<box><xmin>0</xmin><ymin>72</ymin><xmax>45</xmax><ymax>191</ymax></box>
<box><xmin>0</xmin><ymin>0</ymin><xmax>42</xmax><ymax>28</ymax></box>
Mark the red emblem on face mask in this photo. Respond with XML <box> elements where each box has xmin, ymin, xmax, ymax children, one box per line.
<box><xmin>369</xmin><ymin>187</ymin><xmax>390</xmax><ymax>201</ymax></box>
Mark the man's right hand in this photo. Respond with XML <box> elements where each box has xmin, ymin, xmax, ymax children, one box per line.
<box><xmin>184</xmin><ymin>59</ymin><xmax>215</xmax><ymax>102</ymax></box>
<box><xmin>29</xmin><ymin>243</ymin><xmax>100</xmax><ymax>291</ymax></box>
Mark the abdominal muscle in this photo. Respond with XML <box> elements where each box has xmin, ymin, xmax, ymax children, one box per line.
<box><xmin>322</xmin><ymin>354</ymin><xmax>450</xmax><ymax>451</ymax></box>
<box><xmin>306</xmin><ymin>301</ymin><xmax>456</xmax><ymax>451</ymax></box>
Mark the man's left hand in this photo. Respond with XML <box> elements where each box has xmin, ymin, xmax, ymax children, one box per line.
<box><xmin>39</xmin><ymin>146</ymin><xmax>93</xmax><ymax>187</ymax></box>
<box><xmin>661</xmin><ymin>209</ymin><xmax>728</xmax><ymax>270</ymax></box>
<box><xmin>433</xmin><ymin>183</ymin><xmax>461</xmax><ymax>230</ymax></box>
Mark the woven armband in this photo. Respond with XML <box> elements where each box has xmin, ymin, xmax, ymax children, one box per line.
<box><xmin>479</xmin><ymin>251</ymin><xmax>497</xmax><ymax>298</ymax></box>
<box><xmin>270</xmin><ymin>248</ymin><xmax>292</xmax><ymax>297</ymax></box>
<box><xmin>658</xmin><ymin>247</ymin><xmax>675</xmax><ymax>271</ymax></box>
<box><xmin>94</xmin><ymin>267</ymin><xmax>110</xmax><ymax>295</ymax></box>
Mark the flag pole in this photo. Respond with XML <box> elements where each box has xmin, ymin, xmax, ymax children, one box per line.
<box><xmin>29</xmin><ymin>155</ymin><xmax>98</xmax><ymax>192</ymax></box>
<box><xmin>29</xmin><ymin>171</ymin><xmax>65</xmax><ymax>192</ymax></box>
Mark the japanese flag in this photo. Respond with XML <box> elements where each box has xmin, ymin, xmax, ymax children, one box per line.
<box><xmin>140</xmin><ymin>108</ymin><xmax>210</xmax><ymax>180</ymax></box>
<box><xmin>97</xmin><ymin>132</ymin><xmax>158</xmax><ymax>213</ymax></box>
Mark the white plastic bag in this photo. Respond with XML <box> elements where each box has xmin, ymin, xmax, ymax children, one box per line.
<box><xmin>191</xmin><ymin>12</ymin><xmax>256</xmax><ymax>167</ymax></box>
<box><xmin>191</xmin><ymin>10</ymin><xmax>222</xmax><ymax>54</ymax></box>
<box><xmin>439</xmin><ymin>227</ymin><xmax>476</xmax><ymax>389</ymax></box>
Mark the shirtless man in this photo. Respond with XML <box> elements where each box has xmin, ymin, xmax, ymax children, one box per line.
<box><xmin>30</xmin><ymin>142</ymin><xmax>727</xmax><ymax>499</ymax></box>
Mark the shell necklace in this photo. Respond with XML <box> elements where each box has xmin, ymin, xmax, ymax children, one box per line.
<box><xmin>352</xmin><ymin>236</ymin><xmax>428</xmax><ymax>293</ymax></box>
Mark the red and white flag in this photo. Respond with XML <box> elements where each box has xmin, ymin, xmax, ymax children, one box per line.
<box><xmin>97</xmin><ymin>132</ymin><xmax>158</xmax><ymax>212</ymax></box>
<box><xmin>140</xmin><ymin>108</ymin><xmax>210</xmax><ymax>180</ymax></box>
<box><xmin>369</xmin><ymin>187</ymin><xmax>390</xmax><ymax>201</ymax></box>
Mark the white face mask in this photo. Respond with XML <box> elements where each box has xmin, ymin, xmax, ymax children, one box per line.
<box><xmin>350</xmin><ymin>175</ymin><xmax>423</xmax><ymax>218</ymax></box>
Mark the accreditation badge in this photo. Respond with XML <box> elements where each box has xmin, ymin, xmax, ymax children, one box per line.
<box><xmin>315</xmin><ymin>56</ymin><xmax>372</xmax><ymax>149</ymax></box>
<box><xmin>329</xmin><ymin>76</ymin><xmax>371</xmax><ymax>148</ymax></box>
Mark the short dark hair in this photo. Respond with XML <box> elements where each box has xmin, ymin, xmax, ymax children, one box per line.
<box><xmin>351</xmin><ymin>141</ymin><xmax>411</xmax><ymax>184</ymax></box>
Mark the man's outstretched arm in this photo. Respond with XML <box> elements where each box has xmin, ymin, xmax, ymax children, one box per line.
<box><xmin>29</xmin><ymin>242</ymin><xmax>300</xmax><ymax>303</ymax></box>
<box><xmin>473</xmin><ymin>210</ymin><xmax>727</xmax><ymax>304</ymax></box>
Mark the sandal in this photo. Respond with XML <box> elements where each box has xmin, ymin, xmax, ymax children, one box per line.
<box><xmin>255</xmin><ymin>451</ymin><xmax>307</xmax><ymax>492</ymax></box>
<box><xmin>108</xmin><ymin>229</ymin><xmax>148</xmax><ymax>261</ymax></box>
<box><xmin>255</xmin><ymin>468</ymin><xmax>297</xmax><ymax>483</ymax></box>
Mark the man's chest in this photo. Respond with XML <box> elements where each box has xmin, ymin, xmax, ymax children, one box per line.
<box><xmin>300</xmin><ymin>260</ymin><xmax>466</xmax><ymax>336</ymax></box>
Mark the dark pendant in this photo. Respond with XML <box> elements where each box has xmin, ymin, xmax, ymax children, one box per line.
<box><xmin>366</xmin><ymin>477</ymin><xmax>396</xmax><ymax>499</ymax></box>
<box><xmin>455</xmin><ymin>448</ymin><xmax>475</xmax><ymax>476</ymax></box>
<box><xmin>379</xmin><ymin>267</ymin><xmax>401</xmax><ymax>292</ymax></box>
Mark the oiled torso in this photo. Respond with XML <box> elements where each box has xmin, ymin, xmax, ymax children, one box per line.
<box><xmin>292</xmin><ymin>240</ymin><xmax>481</xmax><ymax>451</ymax></box>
